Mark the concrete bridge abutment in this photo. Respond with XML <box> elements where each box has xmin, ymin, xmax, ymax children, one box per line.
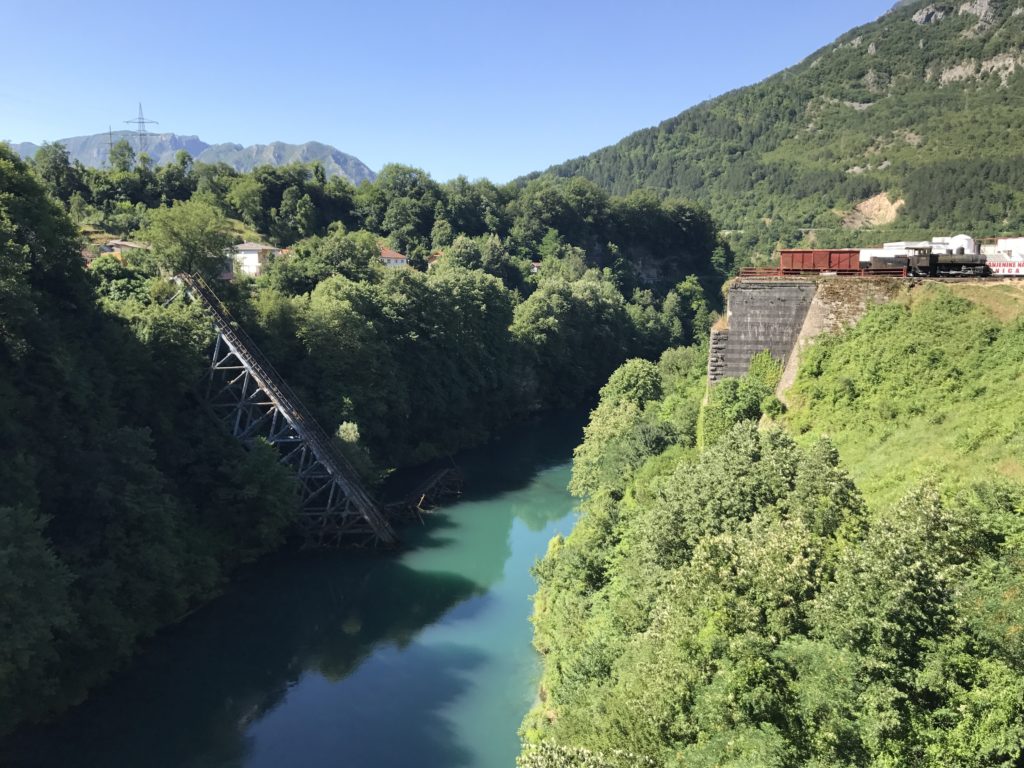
<box><xmin>708</xmin><ymin>277</ymin><xmax>906</xmax><ymax>391</ymax></box>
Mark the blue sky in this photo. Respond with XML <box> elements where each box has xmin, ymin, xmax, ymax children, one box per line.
<box><xmin>3</xmin><ymin>0</ymin><xmax>895</xmax><ymax>182</ymax></box>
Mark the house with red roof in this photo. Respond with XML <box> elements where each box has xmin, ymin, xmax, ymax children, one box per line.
<box><xmin>380</xmin><ymin>246</ymin><xmax>408</xmax><ymax>268</ymax></box>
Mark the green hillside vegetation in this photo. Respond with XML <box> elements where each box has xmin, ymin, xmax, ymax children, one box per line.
<box><xmin>0</xmin><ymin>145</ymin><xmax>299</xmax><ymax>734</ymax></box>
<box><xmin>27</xmin><ymin>137</ymin><xmax>731</xmax><ymax>289</ymax></box>
<box><xmin>0</xmin><ymin>129</ymin><xmax>731</xmax><ymax>735</ymax></box>
<box><xmin>17</xmin><ymin>135</ymin><xmax>735</xmax><ymax>469</ymax></box>
<box><xmin>522</xmin><ymin>292</ymin><xmax>1024</xmax><ymax>766</ymax></box>
<box><xmin>541</xmin><ymin>0</ymin><xmax>1024</xmax><ymax>259</ymax></box>
<box><xmin>786</xmin><ymin>283</ymin><xmax>1024</xmax><ymax>506</ymax></box>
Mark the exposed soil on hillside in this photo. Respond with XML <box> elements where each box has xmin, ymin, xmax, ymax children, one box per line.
<box><xmin>842</xmin><ymin>192</ymin><xmax>905</xmax><ymax>229</ymax></box>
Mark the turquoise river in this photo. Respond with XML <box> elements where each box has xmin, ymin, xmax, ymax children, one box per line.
<box><xmin>2</xmin><ymin>411</ymin><xmax>586</xmax><ymax>768</ymax></box>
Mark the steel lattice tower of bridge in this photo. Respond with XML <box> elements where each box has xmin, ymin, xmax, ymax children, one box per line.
<box><xmin>178</xmin><ymin>273</ymin><xmax>396</xmax><ymax>547</ymax></box>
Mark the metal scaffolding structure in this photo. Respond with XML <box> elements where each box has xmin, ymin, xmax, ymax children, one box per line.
<box><xmin>178</xmin><ymin>272</ymin><xmax>396</xmax><ymax>547</ymax></box>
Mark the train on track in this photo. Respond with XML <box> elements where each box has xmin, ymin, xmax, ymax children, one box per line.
<box><xmin>779</xmin><ymin>247</ymin><xmax>987</xmax><ymax>277</ymax></box>
<box><xmin>741</xmin><ymin>235</ymin><xmax>1024</xmax><ymax>279</ymax></box>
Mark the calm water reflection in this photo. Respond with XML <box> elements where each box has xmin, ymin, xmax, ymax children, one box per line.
<box><xmin>2</xmin><ymin>410</ymin><xmax>586</xmax><ymax>768</ymax></box>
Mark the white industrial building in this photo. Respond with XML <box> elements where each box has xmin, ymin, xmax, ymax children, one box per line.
<box><xmin>982</xmin><ymin>237</ymin><xmax>1024</xmax><ymax>276</ymax></box>
<box><xmin>860</xmin><ymin>234</ymin><xmax>980</xmax><ymax>264</ymax></box>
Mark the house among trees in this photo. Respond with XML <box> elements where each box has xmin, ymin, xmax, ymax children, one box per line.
<box><xmin>102</xmin><ymin>239</ymin><xmax>150</xmax><ymax>261</ymax></box>
<box><xmin>230</xmin><ymin>241</ymin><xmax>281</xmax><ymax>278</ymax></box>
<box><xmin>380</xmin><ymin>246</ymin><xmax>408</xmax><ymax>268</ymax></box>
<box><xmin>82</xmin><ymin>238</ymin><xmax>150</xmax><ymax>268</ymax></box>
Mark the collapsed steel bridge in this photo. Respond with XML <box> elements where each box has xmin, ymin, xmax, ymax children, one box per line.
<box><xmin>178</xmin><ymin>272</ymin><xmax>396</xmax><ymax>548</ymax></box>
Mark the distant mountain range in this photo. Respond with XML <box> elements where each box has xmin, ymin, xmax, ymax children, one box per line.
<box><xmin>11</xmin><ymin>131</ymin><xmax>376</xmax><ymax>184</ymax></box>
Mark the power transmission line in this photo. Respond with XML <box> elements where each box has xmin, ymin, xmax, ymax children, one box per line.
<box><xmin>124</xmin><ymin>103</ymin><xmax>158</xmax><ymax>154</ymax></box>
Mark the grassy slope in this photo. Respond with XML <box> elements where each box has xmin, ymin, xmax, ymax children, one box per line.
<box><xmin>521</xmin><ymin>286</ymin><xmax>1024</xmax><ymax>766</ymax></box>
<box><xmin>785</xmin><ymin>280</ymin><xmax>1024</xmax><ymax>509</ymax></box>
<box><xmin>80</xmin><ymin>216</ymin><xmax>263</xmax><ymax>248</ymax></box>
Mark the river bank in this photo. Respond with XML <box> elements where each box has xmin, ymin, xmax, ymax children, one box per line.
<box><xmin>1</xmin><ymin>409</ymin><xmax>588</xmax><ymax>768</ymax></box>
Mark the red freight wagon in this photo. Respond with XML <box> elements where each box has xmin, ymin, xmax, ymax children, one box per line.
<box><xmin>779</xmin><ymin>249</ymin><xmax>860</xmax><ymax>271</ymax></box>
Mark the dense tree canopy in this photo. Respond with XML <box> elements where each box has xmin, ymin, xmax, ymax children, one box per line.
<box><xmin>140</xmin><ymin>198</ymin><xmax>235</xmax><ymax>277</ymax></box>
<box><xmin>0</xmin><ymin>146</ymin><xmax>298</xmax><ymax>734</ymax></box>
<box><xmin>521</xmin><ymin>291</ymin><xmax>1024</xmax><ymax>767</ymax></box>
<box><xmin>0</xmin><ymin>130</ymin><xmax>732</xmax><ymax>736</ymax></box>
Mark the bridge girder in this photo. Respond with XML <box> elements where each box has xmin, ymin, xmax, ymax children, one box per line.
<box><xmin>182</xmin><ymin>274</ymin><xmax>396</xmax><ymax>548</ymax></box>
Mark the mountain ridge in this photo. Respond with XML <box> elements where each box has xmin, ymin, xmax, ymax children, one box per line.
<box><xmin>11</xmin><ymin>131</ymin><xmax>376</xmax><ymax>184</ymax></box>
<box><xmin>538</xmin><ymin>0</ymin><xmax>1024</xmax><ymax>257</ymax></box>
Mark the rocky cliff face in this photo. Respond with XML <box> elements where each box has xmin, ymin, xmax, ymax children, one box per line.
<box><xmin>196</xmin><ymin>140</ymin><xmax>375</xmax><ymax>182</ymax></box>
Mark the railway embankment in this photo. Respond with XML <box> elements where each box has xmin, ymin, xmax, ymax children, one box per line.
<box><xmin>708</xmin><ymin>276</ymin><xmax>907</xmax><ymax>391</ymax></box>
<box><xmin>711</xmin><ymin>276</ymin><xmax>1024</xmax><ymax>400</ymax></box>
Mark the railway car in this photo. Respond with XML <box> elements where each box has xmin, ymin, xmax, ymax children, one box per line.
<box><xmin>779</xmin><ymin>249</ymin><xmax>860</xmax><ymax>271</ymax></box>
<box><xmin>869</xmin><ymin>255</ymin><xmax>910</xmax><ymax>271</ymax></box>
<box><xmin>772</xmin><ymin>248</ymin><xmax>989</xmax><ymax>277</ymax></box>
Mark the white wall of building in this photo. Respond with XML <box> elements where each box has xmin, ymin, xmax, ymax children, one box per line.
<box><xmin>227</xmin><ymin>244</ymin><xmax>279</xmax><ymax>278</ymax></box>
<box><xmin>987</xmin><ymin>237</ymin><xmax>1024</xmax><ymax>275</ymax></box>
<box><xmin>860</xmin><ymin>234</ymin><xmax>981</xmax><ymax>264</ymax></box>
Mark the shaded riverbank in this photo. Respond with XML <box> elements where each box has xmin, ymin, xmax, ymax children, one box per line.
<box><xmin>1</xmin><ymin>409</ymin><xmax>587</xmax><ymax>768</ymax></box>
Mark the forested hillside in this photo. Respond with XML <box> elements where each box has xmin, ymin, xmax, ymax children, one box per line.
<box><xmin>0</xmin><ymin>147</ymin><xmax>300</xmax><ymax>734</ymax></box>
<box><xmin>541</xmin><ymin>0</ymin><xmax>1024</xmax><ymax>259</ymax></box>
<box><xmin>1</xmin><ymin>137</ymin><xmax>729</xmax><ymax>735</ymax></box>
<box><xmin>23</xmin><ymin>136</ymin><xmax>732</xmax><ymax>464</ymax></box>
<box><xmin>521</xmin><ymin>289</ymin><xmax>1024</xmax><ymax>767</ymax></box>
<box><xmin>29</xmin><ymin>136</ymin><xmax>731</xmax><ymax>288</ymax></box>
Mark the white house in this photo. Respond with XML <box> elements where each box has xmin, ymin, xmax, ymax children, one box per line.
<box><xmin>229</xmin><ymin>242</ymin><xmax>281</xmax><ymax>278</ymax></box>
<box><xmin>380</xmin><ymin>246</ymin><xmax>408</xmax><ymax>268</ymax></box>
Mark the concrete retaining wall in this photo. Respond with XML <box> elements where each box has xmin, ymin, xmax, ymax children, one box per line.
<box><xmin>708</xmin><ymin>277</ymin><xmax>906</xmax><ymax>388</ymax></box>
<box><xmin>708</xmin><ymin>281</ymin><xmax>816</xmax><ymax>383</ymax></box>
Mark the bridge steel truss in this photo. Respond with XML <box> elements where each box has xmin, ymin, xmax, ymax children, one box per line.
<box><xmin>180</xmin><ymin>273</ymin><xmax>396</xmax><ymax>548</ymax></box>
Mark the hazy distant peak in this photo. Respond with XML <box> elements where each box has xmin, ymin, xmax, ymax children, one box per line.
<box><xmin>12</xmin><ymin>131</ymin><xmax>375</xmax><ymax>184</ymax></box>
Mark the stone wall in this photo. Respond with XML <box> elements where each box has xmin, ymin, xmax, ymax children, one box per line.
<box><xmin>707</xmin><ymin>329</ymin><xmax>729</xmax><ymax>382</ymax></box>
<box><xmin>708</xmin><ymin>281</ymin><xmax>816</xmax><ymax>383</ymax></box>
<box><xmin>707</xmin><ymin>276</ymin><xmax>907</xmax><ymax>389</ymax></box>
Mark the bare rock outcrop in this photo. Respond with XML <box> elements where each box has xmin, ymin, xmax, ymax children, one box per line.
<box><xmin>912</xmin><ymin>4</ymin><xmax>952</xmax><ymax>23</ymax></box>
<box><xmin>843</xmin><ymin>192</ymin><xmax>905</xmax><ymax>229</ymax></box>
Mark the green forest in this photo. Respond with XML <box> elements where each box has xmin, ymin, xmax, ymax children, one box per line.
<box><xmin>520</xmin><ymin>288</ymin><xmax>1024</xmax><ymax>767</ymax></box>
<box><xmin>541</xmin><ymin>0</ymin><xmax>1024</xmax><ymax>260</ymax></box>
<box><xmin>27</xmin><ymin>136</ymin><xmax>732</xmax><ymax>465</ymax></box>
<box><xmin>6</xmin><ymin>0</ymin><xmax>1024</xmax><ymax>753</ymax></box>
<box><xmin>0</xmin><ymin>141</ymin><xmax>729</xmax><ymax>735</ymax></box>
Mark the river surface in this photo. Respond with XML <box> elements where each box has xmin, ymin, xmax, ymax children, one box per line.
<box><xmin>3</xmin><ymin>411</ymin><xmax>586</xmax><ymax>768</ymax></box>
